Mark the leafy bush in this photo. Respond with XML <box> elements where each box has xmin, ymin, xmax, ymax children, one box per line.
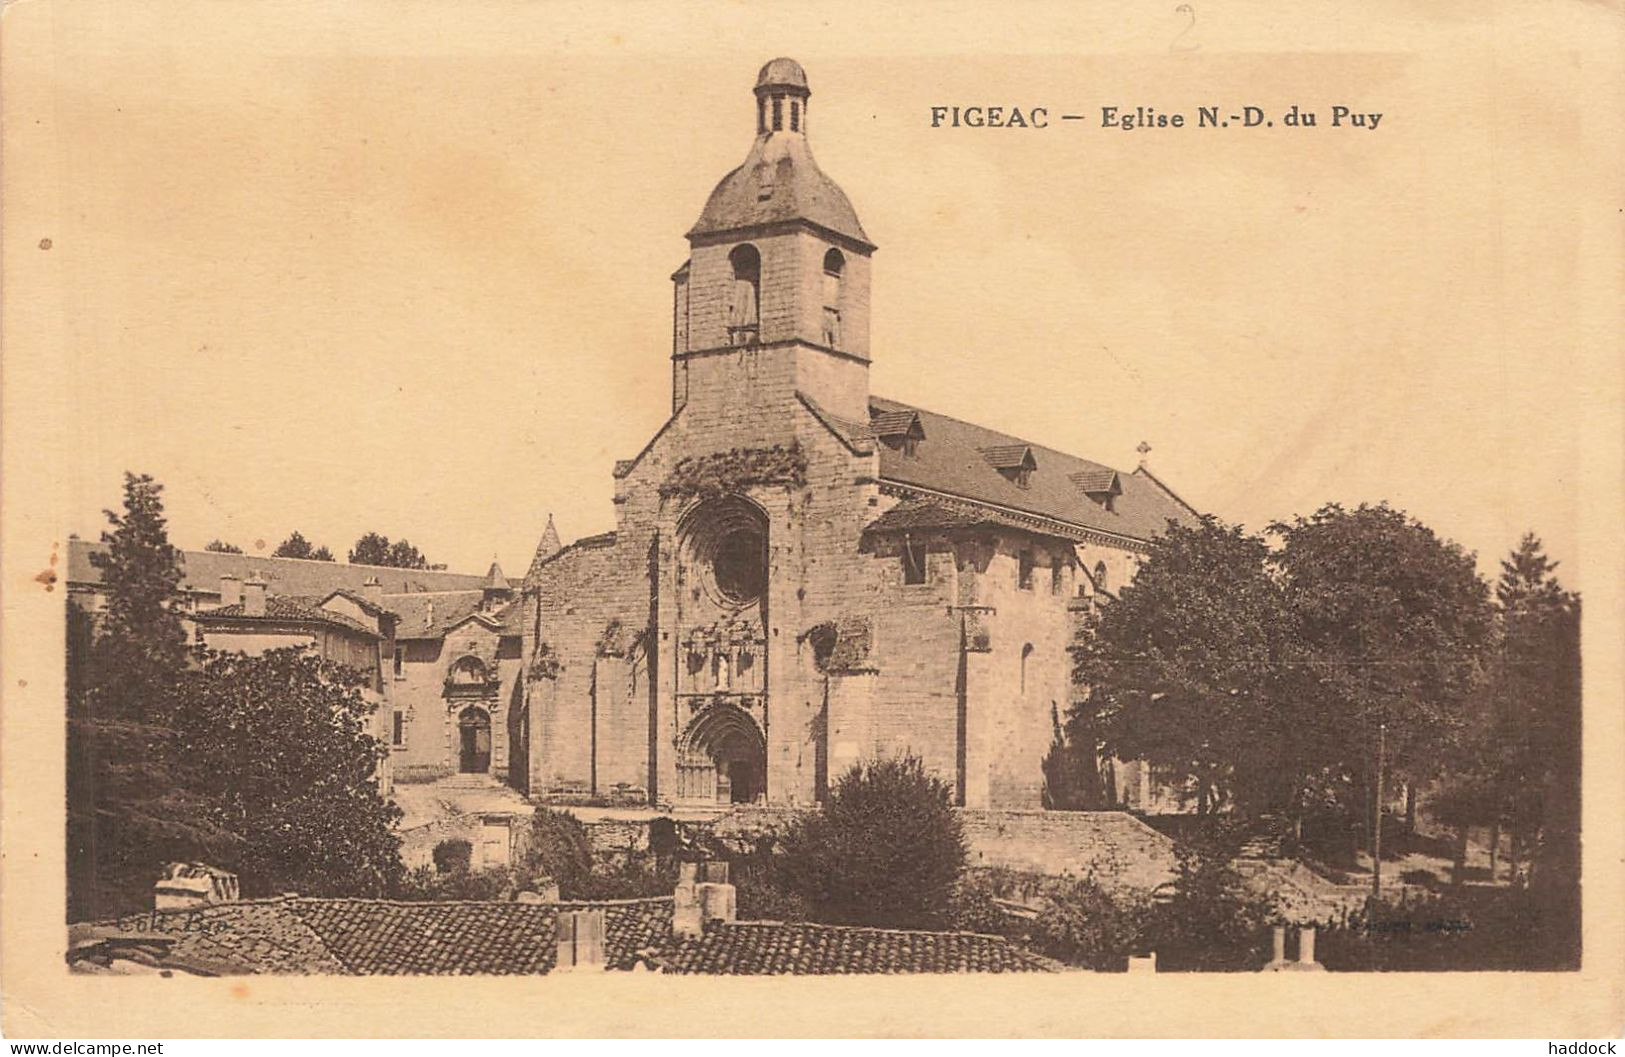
<box><xmin>397</xmin><ymin>863</ymin><xmax>519</xmax><ymax>901</ymax></box>
<box><xmin>520</xmin><ymin>807</ymin><xmax>595</xmax><ymax>895</ymax></box>
<box><xmin>946</xmin><ymin>873</ymin><xmax>1015</xmax><ymax>937</ymax></box>
<box><xmin>1144</xmin><ymin>824</ymin><xmax>1277</xmax><ymax>971</ymax></box>
<box><xmin>778</xmin><ymin>755</ymin><xmax>966</xmax><ymax>929</ymax></box>
<box><xmin>1316</xmin><ymin>887</ymin><xmax>1575</xmax><ymax>971</ymax></box>
<box><xmin>1031</xmin><ymin>874</ymin><xmax>1152</xmax><ymax>971</ymax></box>
<box><xmin>570</xmin><ymin>847</ymin><xmax>676</xmax><ymax>901</ymax></box>
<box><xmin>735</xmin><ymin>874</ymin><xmax>812</xmax><ymax>922</ymax></box>
<box><xmin>432</xmin><ymin>839</ymin><xmax>472</xmax><ymax>875</ymax></box>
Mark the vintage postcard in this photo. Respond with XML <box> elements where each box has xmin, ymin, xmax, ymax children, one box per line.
<box><xmin>2</xmin><ymin>0</ymin><xmax>1621</xmax><ymax>1040</ymax></box>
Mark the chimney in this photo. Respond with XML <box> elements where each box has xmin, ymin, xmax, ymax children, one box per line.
<box><xmin>555</xmin><ymin>908</ymin><xmax>606</xmax><ymax>972</ymax></box>
<box><xmin>1295</xmin><ymin>925</ymin><xmax>1324</xmax><ymax>970</ymax></box>
<box><xmin>362</xmin><ymin>575</ymin><xmax>383</xmax><ymax>605</ymax></box>
<box><xmin>1260</xmin><ymin>924</ymin><xmax>1289</xmax><ymax>970</ymax></box>
<box><xmin>154</xmin><ymin>862</ymin><xmax>239</xmax><ymax>911</ymax></box>
<box><xmin>219</xmin><ymin>574</ymin><xmax>242</xmax><ymax>607</ymax></box>
<box><xmin>673</xmin><ymin>860</ymin><xmax>736</xmax><ymax>939</ymax></box>
<box><xmin>243</xmin><ymin>574</ymin><xmax>267</xmax><ymax>617</ymax></box>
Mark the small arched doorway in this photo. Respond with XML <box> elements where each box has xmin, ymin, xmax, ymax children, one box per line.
<box><xmin>458</xmin><ymin>706</ymin><xmax>492</xmax><ymax>774</ymax></box>
<box><xmin>678</xmin><ymin>704</ymin><xmax>767</xmax><ymax>804</ymax></box>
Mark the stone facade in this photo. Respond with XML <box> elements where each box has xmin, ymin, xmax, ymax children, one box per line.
<box><xmin>385</xmin><ymin>569</ymin><xmax>524</xmax><ymax>783</ymax></box>
<box><xmin>514</xmin><ymin>59</ymin><xmax>1202</xmax><ymax>812</ymax></box>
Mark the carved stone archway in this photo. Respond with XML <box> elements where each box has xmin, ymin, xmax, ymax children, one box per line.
<box><xmin>677</xmin><ymin>703</ymin><xmax>766</xmax><ymax>804</ymax></box>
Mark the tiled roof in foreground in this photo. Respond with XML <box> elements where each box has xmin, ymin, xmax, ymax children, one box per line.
<box><xmin>657</xmin><ymin>920</ymin><xmax>1060</xmax><ymax>975</ymax></box>
<box><xmin>72</xmin><ymin>897</ymin><xmax>674</xmax><ymax>976</ymax></box>
<box><xmin>71</xmin><ymin>897</ymin><xmax>1059</xmax><ymax>976</ymax></box>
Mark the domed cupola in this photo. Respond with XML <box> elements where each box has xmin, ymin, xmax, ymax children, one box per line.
<box><xmin>687</xmin><ymin>58</ymin><xmax>872</xmax><ymax>250</ymax></box>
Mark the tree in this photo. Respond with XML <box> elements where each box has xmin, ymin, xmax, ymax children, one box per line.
<box><xmin>1073</xmin><ymin>517</ymin><xmax>1295</xmax><ymax>818</ymax></box>
<box><xmin>168</xmin><ymin>647</ymin><xmax>404</xmax><ymax>897</ymax></box>
<box><xmin>273</xmin><ymin>530</ymin><xmax>334</xmax><ymax>562</ymax></box>
<box><xmin>1437</xmin><ymin>535</ymin><xmax>1580</xmax><ymax>961</ymax></box>
<box><xmin>778</xmin><ymin>755</ymin><xmax>966</xmax><ymax>928</ymax></box>
<box><xmin>1273</xmin><ymin>503</ymin><xmax>1494</xmax><ymax>858</ymax></box>
<box><xmin>69</xmin><ymin>473</ymin><xmax>233</xmax><ymax>920</ymax></box>
<box><xmin>1041</xmin><ymin>703</ymin><xmax>1105</xmax><ymax>810</ymax></box>
<box><xmin>86</xmin><ymin>473</ymin><xmax>190</xmax><ymax>703</ymax></box>
<box><xmin>203</xmin><ymin>539</ymin><xmax>243</xmax><ymax>554</ymax></box>
<box><xmin>348</xmin><ymin>532</ymin><xmax>429</xmax><ymax>569</ymax></box>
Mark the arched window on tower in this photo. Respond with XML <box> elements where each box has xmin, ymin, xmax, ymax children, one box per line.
<box><xmin>1021</xmin><ymin>643</ymin><xmax>1034</xmax><ymax>697</ymax></box>
<box><xmin>1093</xmin><ymin>560</ymin><xmax>1109</xmax><ymax>595</ymax></box>
<box><xmin>821</xmin><ymin>248</ymin><xmax>844</xmax><ymax>348</ymax></box>
<box><xmin>728</xmin><ymin>244</ymin><xmax>761</xmax><ymax>345</ymax></box>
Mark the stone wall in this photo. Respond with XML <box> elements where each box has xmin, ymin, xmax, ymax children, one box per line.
<box><xmin>959</xmin><ymin>809</ymin><xmax>1179</xmax><ymax>892</ymax></box>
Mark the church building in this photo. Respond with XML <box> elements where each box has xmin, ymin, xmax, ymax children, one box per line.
<box><xmin>516</xmin><ymin>59</ymin><xmax>1199</xmax><ymax>811</ymax></box>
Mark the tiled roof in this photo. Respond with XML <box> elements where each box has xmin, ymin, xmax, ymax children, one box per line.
<box><xmin>73</xmin><ymin>897</ymin><xmax>1068</xmax><ymax>976</ymax></box>
<box><xmin>688</xmin><ymin>121</ymin><xmax>872</xmax><ymax>249</ymax></box>
<box><xmin>384</xmin><ymin>591</ymin><xmax>484</xmax><ymax>640</ymax></box>
<box><xmin>524</xmin><ymin>531</ymin><xmax>620</xmax><ymax>588</ymax></box>
<box><xmin>73</xmin><ymin>897</ymin><xmax>675</xmax><ymax>976</ymax></box>
<box><xmin>66</xmin><ymin>540</ymin><xmax>500</xmax><ymax>597</ymax></box>
<box><xmin>870</xmin><ymin>396</ymin><xmax>1199</xmax><ymax>544</ymax></box>
<box><xmin>796</xmin><ymin>392</ymin><xmax>875</xmax><ymax>455</ymax></box>
<box><xmin>657</xmin><ymin>921</ymin><xmax>1059</xmax><ymax>975</ymax></box>
<box><xmin>287</xmin><ymin>899</ymin><xmax>559</xmax><ymax>975</ymax></box>
<box><xmin>869</xmin><ymin>409</ymin><xmax>924</xmax><ymax>439</ymax></box>
<box><xmin>569</xmin><ymin>898</ymin><xmax>674</xmax><ymax>970</ymax></box>
<box><xmin>71</xmin><ymin>901</ymin><xmax>346</xmax><ymax>975</ymax></box>
<box><xmin>864</xmin><ymin>498</ymin><xmax>1082</xmax><ymax>541</ymax></box>
<box><xmin>322</xmin><ymin>589</ymin><xmax>394</xmax><ymax>620</ymax></box>
<box><xmin>192</xmin><ymin>596</ymin><xmax>379</xmax><ymax>638</ymax></box>
<box><xmin>1069</xmin><ymin>469</ymin><xmax>1121</xmax><ymax>496</ymax></box>
<box><xmin>500</xmin><ymin>599</ymin><xmax>526</xmax><ymax>636</ymax></box>
<box><xmin>977</xmin><ymin>444</ymin><xmax>1036</xmax><ymax>470</ymax></box>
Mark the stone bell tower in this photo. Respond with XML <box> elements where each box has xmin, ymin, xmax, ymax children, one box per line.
<box><xmin>670</xmin><ymin>57</ymin><xmax>876</xmax><ymax>422</ymax></box>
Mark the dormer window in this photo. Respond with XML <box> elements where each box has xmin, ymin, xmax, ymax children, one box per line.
<box><xmin>1070</xmin><ymin>469</ymin><xmax>1122</xmax><ymax>512</ymax></box>
<box><xmin>979</xmin><ymin>445</ymin><xmax>1037</xmax><ymax>488</ymax></box>
<box><xmin>871</xmin><ymin>408</ymin><xmax>926</xmax><ymax>458</ymax></box>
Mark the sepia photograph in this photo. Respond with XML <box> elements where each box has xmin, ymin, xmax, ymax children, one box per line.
<box><xmin>3</xmin><ymin>0</ymin><xmax>1621</xmax><ymax>1041</ymax></box>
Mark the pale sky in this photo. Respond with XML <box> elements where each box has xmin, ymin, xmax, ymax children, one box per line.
<box><xmin>18</xmin><ymin>2</ymin><xmax>1618</xmax><ymax>593</ymax></box>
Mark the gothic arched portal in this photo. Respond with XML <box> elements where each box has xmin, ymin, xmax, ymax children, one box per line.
<box><xmin>677</xmin><ymin>704</ymin><xmax>766</xmax><ymax>804</ymax></box>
